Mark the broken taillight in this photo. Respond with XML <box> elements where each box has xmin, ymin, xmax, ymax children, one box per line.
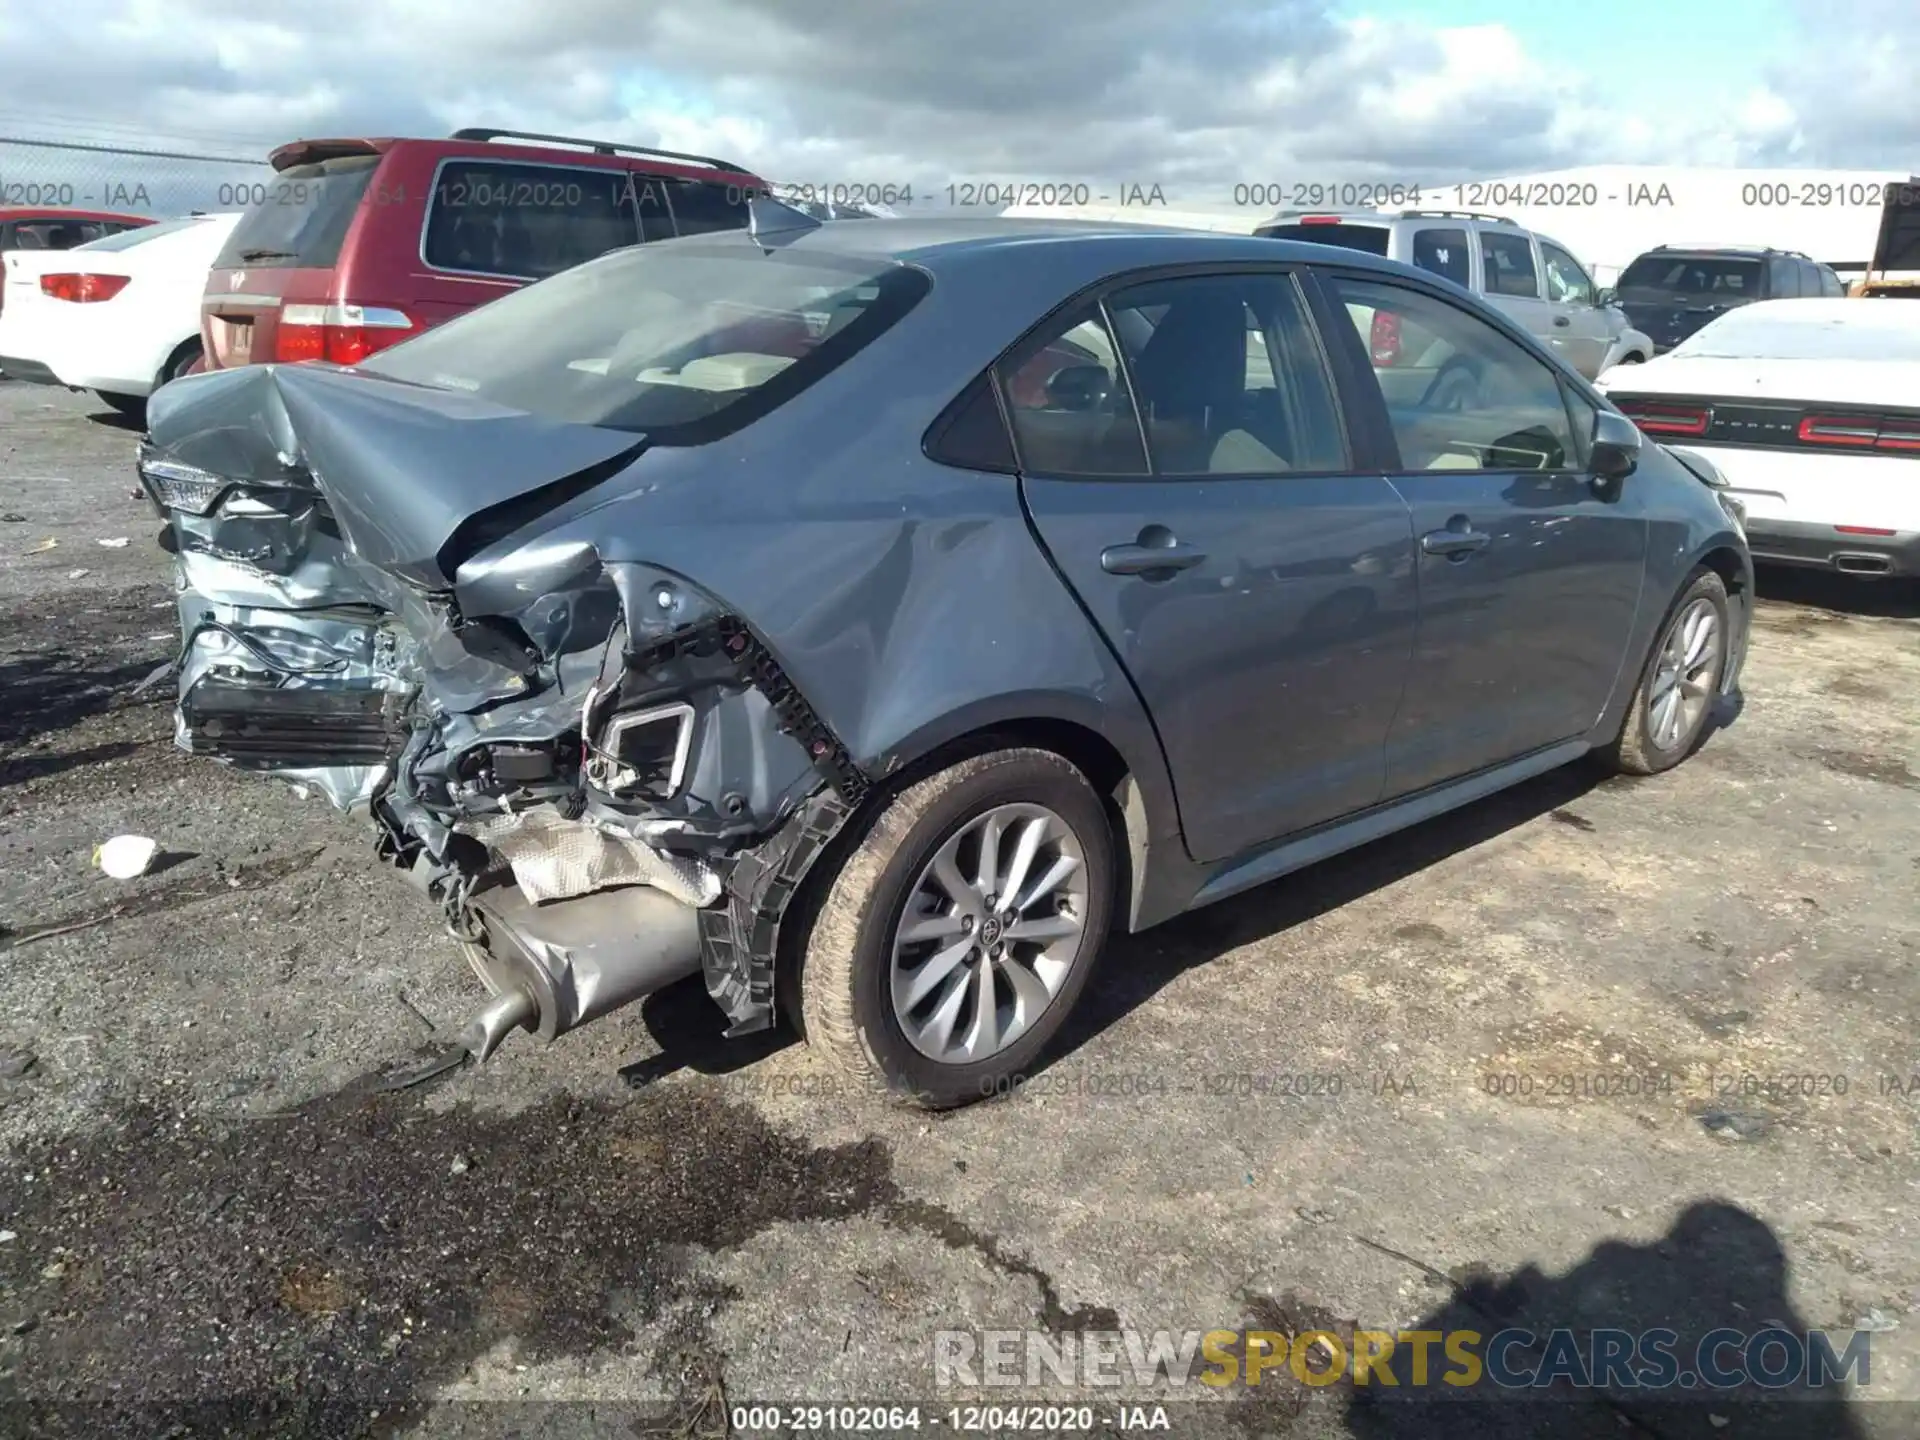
<box><xmin>276</xmin><ymin>304</ymin><xmax>415</xmax><ymax>364</ymax></box>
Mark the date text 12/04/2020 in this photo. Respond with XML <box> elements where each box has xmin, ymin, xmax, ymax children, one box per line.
<box><xmin>1228</xmin><ymin>181</ymin><xmax>1677</xmax><ymax>209</ymax></box>
<box><xmin>730</xmin><ymin>1405</ymin><xmax>1174</xmax><ymax>1433</ymax></box>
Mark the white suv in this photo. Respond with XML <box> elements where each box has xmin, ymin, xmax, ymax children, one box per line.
<box><xmin>1256</xmin><ymin>209</ymin><xmax>1652</xmax><ymax>379</ymax></box>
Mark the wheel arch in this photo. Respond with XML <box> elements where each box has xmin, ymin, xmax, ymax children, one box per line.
<box><xmin>155</xmin><ymin>333</ymin><xmax>204</xmax><ymax>389</ymax></box>
<box><xmin>867</xmin><ymin>700</ymin><xmax>1181</xmax><ymax>935</ymax></box>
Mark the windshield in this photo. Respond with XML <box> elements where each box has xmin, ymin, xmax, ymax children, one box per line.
<box><xmin>1258</xmin><ymin>222</ymin><xmax>1391</xmax><ymax>255</ymax></box>
<box><xmin>76</xmin><ymin>216</ymin><xmax>207</xmax><ymax>252</ymax></box>
<box><xmin>360</xmin><ymin>241</ymin><xmax>931</xmax><ymax>441</ymax></box>
<box><xmin>1617</xmin><ymin>255</ymin><xmax>1760</xmax><ymax>299</ymax></box>
<box><xmin>212</xmin><ymin>155</ymin><xmax>378</xmax><ymax>269</ymax></box>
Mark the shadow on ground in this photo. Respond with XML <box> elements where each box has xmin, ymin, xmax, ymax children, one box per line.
<box><xmin>1328</xmin><ymin>1201</ymin><xmax>1869</xmax><ymax>1438</ymax></box>
<box><xmin>1754</xmin><ymin>564</ymin><xmax>1920</xmax><ymax>620</ymax></box>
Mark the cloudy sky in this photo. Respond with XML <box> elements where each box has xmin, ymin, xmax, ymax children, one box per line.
<box><xmin>0</xmin><ymin>0</ymin><xmax>1914</xmax><ymax>209</ymax></box>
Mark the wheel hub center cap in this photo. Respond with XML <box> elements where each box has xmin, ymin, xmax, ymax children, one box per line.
<box><xmin>979</xmin><ymin>916</ymin><xmax>1003</xmax><ymax>947</ymax></box>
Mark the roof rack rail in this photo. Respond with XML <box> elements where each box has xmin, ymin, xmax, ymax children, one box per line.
<box><xmin>1651</xmin><ymin>243</ymin><xmax>1809</xmax><ymax>258</ymax></box>
<box><xmin>1395</xmin><ymin>208</ymin><xmax>1517</xmax><ymax>225</ymax></box>
<box><xmin>448</xmin><ymin>127</ymin><xmax>746</xmax><ymax>173</ymax></box>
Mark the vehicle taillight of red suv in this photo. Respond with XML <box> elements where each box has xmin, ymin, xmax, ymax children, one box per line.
<box><xmin>200</xmin><ymin>126</ymin><xmax>769</xmax><ymax>370</ymax></box>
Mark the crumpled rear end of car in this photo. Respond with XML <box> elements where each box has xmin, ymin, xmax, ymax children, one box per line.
<box><xmin>140</xmin><ymin>361</ymin><xmax>851</xmax><ymax>1057</ymax></box>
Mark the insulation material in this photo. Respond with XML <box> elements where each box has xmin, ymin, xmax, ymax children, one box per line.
<box><xmin>467</xmin><ymin>805</ymin><xmax>720</xmax><ymax>908</ymax></box>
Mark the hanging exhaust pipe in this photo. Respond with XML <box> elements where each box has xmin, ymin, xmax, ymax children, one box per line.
<box><xmin>454</xmin><ymin>879</ymin><xmax>704</xmax><ymax>1061</ymax></box>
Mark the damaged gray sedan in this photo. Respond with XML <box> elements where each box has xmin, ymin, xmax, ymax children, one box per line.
<box><xmin>140</xmin><ymin>203</ymin><xmax>1751</xmax><ymax>1107</ymax></box>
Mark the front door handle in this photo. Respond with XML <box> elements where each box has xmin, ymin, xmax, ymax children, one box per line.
<box><xmin>1553</xmin><ymin>315</ymin><xmax>1571</xmax><ymax>328</ymax></box>
<box><xmin>1101</xmin><ymin>528</ymin><xmax>1207</xmax><ymax>576</ymax></box>
<box><xmin>1420</xmin><ymin>527</ymin><xmax>1490</xmax><ymax>558</ymax></box>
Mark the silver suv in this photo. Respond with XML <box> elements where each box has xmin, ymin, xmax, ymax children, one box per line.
<box><xmin>1256</xmin><ymin>209</ymin><xmax>1651</xmax><ymax>379</ymax></box>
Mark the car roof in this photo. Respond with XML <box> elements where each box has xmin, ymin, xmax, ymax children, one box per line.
<box><xmin>267</xmin><ymin>133</ymin><xmax>763</xmax><ymax>185</ymax></box>
<box><xmin>1635</xmin><ymin>245</ymin><xmax>1807</xmax><ymax>259</ymax></box>
<box><xmin>1645</xmin><ymin>297</ymin><xmax>1920</xmax><ymax>367</ymax></box>
<box><xmin>719</xmin><ymin>214</ymin><xmax>1417</xmax><ymax>278</ymax></box>
<box><xmin>0</xmin><ymin>208</ymin><xmax>152</xmax><ymax>224</ymax></box>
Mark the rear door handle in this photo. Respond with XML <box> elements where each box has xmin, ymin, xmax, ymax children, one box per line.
<box><xmin>1101</xmin><ymin>537</ymin><xmax>1207</xmax><ymax>576</ymax></box>
<box><xmin>1552</xmin><ymin>315</ymin><xmax>1571</xmax><ymax>327</ymax></box>
<box><xmin>1421</xmin><ymin>527</ymin><xmax>1490</xmax><ymax>558</ymax></box>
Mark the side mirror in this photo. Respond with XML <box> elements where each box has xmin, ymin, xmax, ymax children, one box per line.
<box><xmin>1045</xmin><ymin>364</ymin><xmax>1111</xmax><ymax>412</ymax></box>
<box><xmin>1595</xmin><ymin>286</ymin><xmax>1617</xmax><ymax>308</ymax></box>
<box><xmin>1590</xmin><ymin>409</ymin><xmax>1641</xmax><ymax>495</ymax></box>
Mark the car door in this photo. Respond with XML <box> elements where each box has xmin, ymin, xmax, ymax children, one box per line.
<box><xmin>1009</xmin><ymin>269</ymin><xmax>1419</xmax><ymax>863</ymax></box>
<box><xmin>1321</xmin><ymin>273</ymin><xmax>1648</xmax><ymax>797</ymax></box>
<box><xmin>1539</xmin><ymin>238</ymin><xmax>1611</xmax><ymax>378</ymax></box>
<box><xmin>1477</xmin><ymin>228</ymin><xmax>1553</xmax><ymax>342</ymax></box>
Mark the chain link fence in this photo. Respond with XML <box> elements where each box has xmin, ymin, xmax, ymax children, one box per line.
<box><xmin>0</xmin><ymin>135</ymin><xmax>270</xmax><ymax>220</ymax></box>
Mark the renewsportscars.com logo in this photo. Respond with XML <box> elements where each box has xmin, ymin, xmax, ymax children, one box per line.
<box><xmin>934</xmin><ymin>1326</ymin><xmax>1872</xmax><ymax>1393</ymax></box>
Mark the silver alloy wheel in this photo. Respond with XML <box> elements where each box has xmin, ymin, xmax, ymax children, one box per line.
<box><xmin>1647</xmin><ymin>596</ymin><xmax>1724</xmax><ymax>752</ymax></box>
<box><xmin>888</xmin><ymin>802</ymin><xmax>1091</xmax><ymax>1064</ymax></box>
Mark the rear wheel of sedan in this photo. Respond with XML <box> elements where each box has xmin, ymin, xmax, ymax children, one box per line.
<box><xmin>1599</xmin><ymin>566</ymin><xmax>1730</xmax><ymax>775</ymax></box>
<box><xmin>797</xmin><ymin>748</ymin><xmax>1114</xmax><ymax>1108</ymax></box>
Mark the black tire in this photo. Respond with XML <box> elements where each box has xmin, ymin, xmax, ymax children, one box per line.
<box><xmin>1597</xmin><ymin>567</ymin><xmax>1731</xmax><ymax>776</ymax></box>
<box><xmin>94</xmin><ymin>391</ymin><xmax>146</xmax><ymax>423</ymax></box>
<box><xmin>796</xmin><ymin>748</ymin><xmax>1115</xmax><ymax>1109</ymax></box>
<box><xmin>1421</xmin><ymin>357</ymin><xmax>1481</xmax><ymax>411</ymax></box>
<box><xmin>159</xmin><ymin>340</ymin><xmax>203</xmax><ymax>386</ymax></box>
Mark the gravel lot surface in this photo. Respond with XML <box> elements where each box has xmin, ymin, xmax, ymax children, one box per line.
<box><xmin>1</xmin><ymin>382</ymin><xmax>1917</xmax><ymax>1438</ymax></box>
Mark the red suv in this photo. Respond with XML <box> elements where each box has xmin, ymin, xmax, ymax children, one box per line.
<box><xmin>200</xmin><ymin>127</ymin><xmax>768</xmax><ymax>369</ymax></box>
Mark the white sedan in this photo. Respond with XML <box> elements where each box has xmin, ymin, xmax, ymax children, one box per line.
<box><xmin>0</xmin><ymin>212</ymin><xmax>239</xmax><ymax>420</ymax></box>
<box><xmin>1598</xmin><ymin>298</ymin><xmax>1920</xmax><ymax>579</ymax></box>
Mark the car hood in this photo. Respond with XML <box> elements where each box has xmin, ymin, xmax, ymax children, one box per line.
<box><xmin>146</xmin><ymin>362</ymin><xmax>647</xmax><ymax>592</ymax></box>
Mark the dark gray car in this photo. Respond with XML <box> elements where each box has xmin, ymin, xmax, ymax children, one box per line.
<box><xmin>138</xmin><ymin>205</ymin><xmax>1753</xmax><ymax>1107</ymax></box>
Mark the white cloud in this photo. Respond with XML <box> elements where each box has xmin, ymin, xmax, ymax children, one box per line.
<box><xmin>0</xmin><ymin>0</ymin><xmax>1911</xmax><ymax>201</ymax></box>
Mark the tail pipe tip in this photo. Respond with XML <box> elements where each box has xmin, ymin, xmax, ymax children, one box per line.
<box><xmin>457</xmin><ymin>984</ymin><xmax>538</xmax><ymax>1062</ymax></box>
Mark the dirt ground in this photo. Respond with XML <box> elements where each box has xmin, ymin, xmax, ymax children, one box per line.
<box><xmin>1</xmin><ymin>382</ymin><xmax>1917</xmax><ymax>1439</ymax></box>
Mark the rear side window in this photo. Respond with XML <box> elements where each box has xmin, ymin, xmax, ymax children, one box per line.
<box><xmin>1411</xmin><ymin>228</ymin><xmax>1469</xmax><ymax>286</ymax></box>
<box><xmin>664</xmin><ymin>178</ymin><xmax>752</xmax><ymax>237</ymax></box>
<box><xmin>1258</xmin><ymin>222</ymin><xmax>1391</xmax><ymax>256</ymax></box>
<box><xmin>1105</xmin><ymin>272</ymin><xmax>1348</xmax><ymax>474</ymax></box>
<box><xmin>1817</xmin><ymin>265</ymin><xmax>1845</xmax><ymax>297</ymax></box>
<box><xmin>1480</xmin><ymin>231</ymin><xmax>1539</xmax><ymax>297</ymax></box>
<box><xmin>1618</xmin><ymin>255</ymin><xmax>1760</xmax><ymax>298</ymax></box>
<box><xmin>9</xmin><ymin>219</ymin><xmax>104</xmax><ymax>250</ymax></box>
<box><xmin>1768</xmin><ymin>257</ymin><xmax>1801</xmax><ymax>298</ymax></box>
<box><xmin>925</xmin><ymin>375</ymin><xmax>1016</xmax><ymax>472</ymax></box>
<box><xmin>424</xmin><ymin>160</ymin><xmax>643</xmax><ymax>280</ymax></box>
<box><xmin>996</xmin><ymin>302</ymin><xmax>1148</xmax><ymax>475</ymax></box>
<box><xmin>214</xmin><ymin>155</ymin><xmax>378</xmax><ymax>269</ymax></box>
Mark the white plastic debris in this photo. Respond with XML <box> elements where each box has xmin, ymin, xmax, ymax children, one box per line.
<box><xmin>96</xmin><ymin>536</ymin><xmax>130</xmax><ymax>548</ymax></box>
<box><xmin>95</xmin><ymin>834</ymin><xmax>159</xmax><ymax>879</ymax></box>
<box><xmin>66</xmin><ymin>568</ymin><xmax>89</xmax><ymax>580</ymax></box>
<box><xmin>0</xmin><ymin>1230</ymin><xmax>16</xmax><ymax>1244</ymax></box>
<box><xmin>466</xmin><ymin>805</ymin><xmax>720</xmax><ymax>907</ymax></box>
<box><xmin>27</xmin><ymin>537</ymin><xmax>57</xmax><ymax>553</ymax></box>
